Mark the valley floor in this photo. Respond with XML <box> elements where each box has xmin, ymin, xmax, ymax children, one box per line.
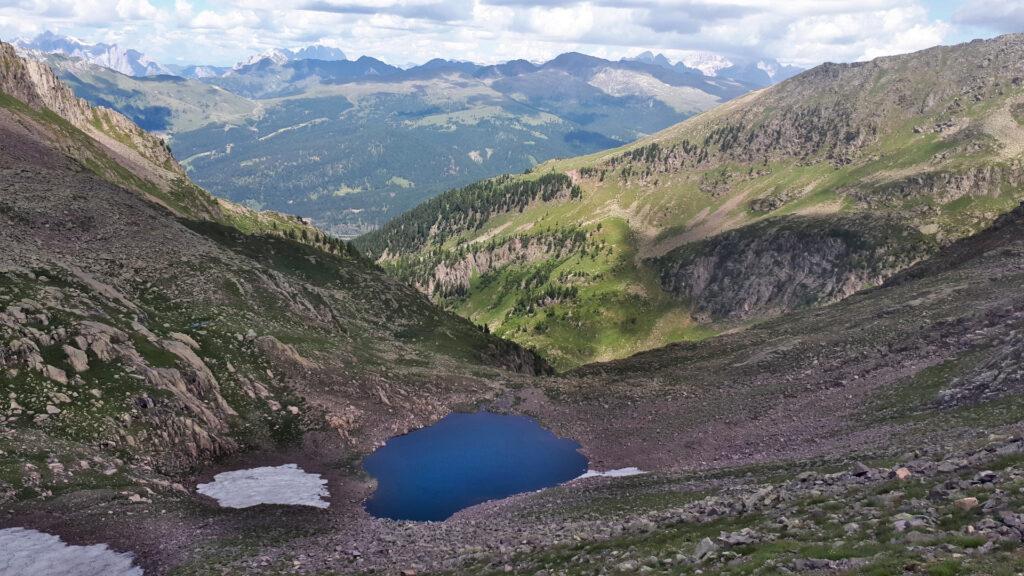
<box><xmin>4</xmin><ymin>403</ymin><xmax>1024</xmax><ymax>576</ymax></box>
<box><xmin>5</xmin><ymin>215</ymin><xmax>1024</xmax><ymax>574</ymax></box>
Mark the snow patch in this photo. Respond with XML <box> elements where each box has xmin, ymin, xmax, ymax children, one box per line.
<box><xmin>197</xmin><ymin>464</ymin><xmax>330</xmax><ymax>509</ymax></box>
<box><xmin>677</xmin><ymin>51</ymin><xmax>733</xmax><ymax>77</ymax></box>
<box><xmin>576</xmin><ymin>467</ymin><xmax>646</xmax><ymax>480</ymax></box>
<box><xmin>0</xmin><ymin>527</ymin><xmax>143</xmax><ymax>576</ymax></box>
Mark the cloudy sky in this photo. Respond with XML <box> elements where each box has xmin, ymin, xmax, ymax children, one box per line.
<box><xmin>0</xmin><ymin>0</ymin><xmax>1020</xmax><ymax>68</ymax></box>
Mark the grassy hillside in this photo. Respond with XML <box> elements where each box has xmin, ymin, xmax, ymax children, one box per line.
<box><xmin>449</xmin><ymin>198</ymin><xmax>1024</xmax><ymax>576</ymax></box>
<box><xmin>358</xmin><ymin>34</ymin><xmax>1024</xmax><ymax>370</ymax></box>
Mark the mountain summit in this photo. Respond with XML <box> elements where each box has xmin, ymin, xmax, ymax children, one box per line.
<box><xmin>626</xmin><ymin>50</ymin><xmax>803</xmax><ymax>86</ymax></box>
<box><xmin>12</xmin><ymin>31</ymin><xmax>169</xmax><ymax>77</ymax></box>
<box><xmin>233</xmin><ymin>44</ymin><xmax>347</xmax><ymax>70</ymax></box>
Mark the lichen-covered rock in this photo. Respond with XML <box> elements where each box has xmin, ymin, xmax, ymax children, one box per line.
<box><xmin>62</xmin><ymin>345</ymin><xmax>88</xmax><ymax>373</ymax></box>
<box><xmin>255</xmin><ymin>335</ymin><xmax>318</xmax><ymax>372</ymax></box>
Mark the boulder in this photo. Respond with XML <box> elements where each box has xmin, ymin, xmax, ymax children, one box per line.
<box><xmin>694</xmin><ymin>537</ymin><xmax>718</xmax><ymax>560</ymax></box>
<box><xmin>954</xmin><ymin>496</ymin><xmax>980</xmax><ymax>511</ymax></box>
<box><xmin>169</xmin><ymin>332</ymin><xmax>200</xmax><ymax>350</ymax></box>
<box><xmin>973</xmin><ymin>470</ymin><xmax>997</xmax><ymax>484</ymax></box>
<box><xmin>718</xmin><ymin>528</ymin><xmax>757</xmax><ymax>546</ymax></box>
<box><xmin>62</xmin><ymin>345</ymin><xmax>89</xmax><ymax>373</ymax></box>
<box><xmin>255</xmin><ymin>335</ymin><xmax>317</xmax><ymax>371</ymax></box>
<box><xmin>42</xmin><ymin>364</ymin><xmax>67</xmax><ymax>385</ymax></box>
<box><xmin>852</xmin><ymin>462</ymin><xmax>873</xmax><ymax>477</ymax></box>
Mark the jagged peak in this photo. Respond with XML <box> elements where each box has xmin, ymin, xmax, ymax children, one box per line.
<box><xmin>12</xmin><ymin>31</ymin><xmax>171</xmax><ymax>77</ymax></box>
<box><xmin>0</xmin><ymin>40</ymin><xmax>215</xmax><ymax>219</ymax></box>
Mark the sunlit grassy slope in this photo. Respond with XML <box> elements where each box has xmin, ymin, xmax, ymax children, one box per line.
<box><xmin>357</xmin><ymin>34</ymin><xmax>1024</xmax><ymax>370</ymax></box>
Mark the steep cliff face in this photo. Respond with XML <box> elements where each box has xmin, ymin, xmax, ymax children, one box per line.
<box><xmin>653</xmin><ymin>215</ymin><xmax>936</xmax><ymax>322</ymax></box>
<box><xmin>0</xmin><ymin>42</ymin><xmax>180</xmax><ymax>179</ymax></box>
<box><xmin>844</xmin><ymin>161</ymin><xmax>1024</xmax><ymax>239</ymax></box>
<box><xmin>424</xmin><ymin>234</ymin><xmax>588</xmax><ymax>298</ymax></box>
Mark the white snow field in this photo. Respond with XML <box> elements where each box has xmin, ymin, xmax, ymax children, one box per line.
<box><xmin>0</xmin><ymin>527</ymin><xmax>144</xmax><ymax>576</ymax></box>
<box><xmin>576</xmin><ymin>467</ymin><xmax>646</xmax><ymax>480</ymax></box>
<box><xmin>196</xmin><ymin>463</ymin><xmax>330</xmax><ymax>508</ymax></box>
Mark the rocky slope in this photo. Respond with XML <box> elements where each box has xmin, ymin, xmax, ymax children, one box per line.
<box><xmin>0</xmin><ymin>41</ymin><xmax>221</xmax><ymax>221</ymax></box>
<box><xmin>360</xmin><ymin>33</ymin><xmax>1024</xmax><ymax>369</ymax></box>
<box><xmin>653</xmin><ymin>214</ymin><xmax>935</xmax><ymax>322</ymax></box>
<box><xmin>1</xmin><ymin>42</ymin><xmax>177</xmax><ymax>172</ymax></box>
<box><xmin>459</xmin><ymin>199</ymin><xmax>1024</xmax><ymax>575</ymax></box>
<box><xmin>0</xmin><ymin>38</ymin><xmax>544</xmax><ymax>519</ymax></box>
<box><xmin>8</xmin><ymin>191</ymin><xmax>1017</xmax><ymax>576</ymax></box>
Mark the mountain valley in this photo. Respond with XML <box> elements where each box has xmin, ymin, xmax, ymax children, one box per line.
<box><xmin>1</xmin><ymin>23</ymin><xmax>1024</xmax><ymax>576</ymax></box>
<box><xmin>11</xmin><ymin>33</ymin><xmax>771</xmax><ymax>237</ymax></box>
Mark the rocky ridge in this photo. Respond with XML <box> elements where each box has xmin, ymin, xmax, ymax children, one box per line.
<box><xmin>0</xmin><ymin>42</ymin><xmax>180</xmax><ymax>183</ymax></box>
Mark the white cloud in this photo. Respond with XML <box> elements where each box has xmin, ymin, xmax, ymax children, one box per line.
<box><xmin>116</xmin><ymin>0</ymin><xmax>159</xmax><ymax>20</ymax></box>
<box><xmin>0</xmin><ymin>0</ymin><xmax>980</xmax><ymax>69</ymax></box>
<box><xmin>188</xmin><ymin>8</ymin><xmax>262</xmax><ymax>30</ymax></box>
<box><xmin>174</xmin><ymin>0</ymin><xmax>193</xmax><ymax>19</ymax></box>
<box><xmin>954</xmin><ymin>0</ymin><xmax>1024</xmax><ymax>34</ymax></box>
<box><xmin>777</xmin><ymin>5</ymin><xmax>951</xmax><ymax>66</ymax></box>
<box><xmin>521</xmin><ymin>4</ymin><xmax>596</xmax><ymax>39</ymax></box>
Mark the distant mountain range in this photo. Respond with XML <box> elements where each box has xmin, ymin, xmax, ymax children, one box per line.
<box><xmin>167</xmin><ymin>49</ymin><xmax>759</xmax><ymax>235</ymax></box>
<box><xmin>165</xmin><ymin>45</ymin><xmax>348</xmax><ymax>80</ymax></box>
<box><xmin>12</xmin><ymin>31</ymin><xmax>802</xmax><ymax>235</ymax></box>
<box><xmin>627</xmin><ymin>50</ymin><xmax>803</xmax><ymax>87</ymax></box>
<box><xmin>233</xmin><ymin>45</ymin><xmax>347</xmax><ymax>69</ymax></box>
<box><xmin>12</xmin><ymin>31</ymin><xmax>801</xmax><ymax>86</ymax></box>
<box><xmin>11</xmin><ymin>32</ymin><xmax>350</xmax><ymax>79</ymax></box>
<box><xmin>12</xmin><ymin>31</ymin><xmax>170</xmax><ymax>77</ymax></box>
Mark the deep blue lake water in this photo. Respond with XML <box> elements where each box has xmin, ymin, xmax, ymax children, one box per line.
<box><xmin>363</xmin><ymin>412</ymin><xmax>589</xmax><ymax>521</ymax></box>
